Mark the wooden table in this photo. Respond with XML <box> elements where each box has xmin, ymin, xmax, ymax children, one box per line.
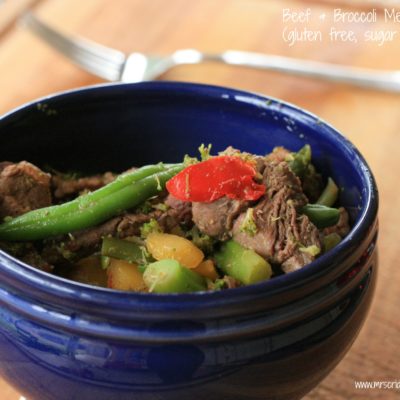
<box><xmin>0</xmin><ymin>0</ymin><xmax>399</xmax><ymax>398</ymax></box>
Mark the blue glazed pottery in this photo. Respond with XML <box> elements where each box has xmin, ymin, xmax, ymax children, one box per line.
<box><xmin>0</xmin><ymin>82</ymin><xmax>378</xmax><ymax>400</ymax></box>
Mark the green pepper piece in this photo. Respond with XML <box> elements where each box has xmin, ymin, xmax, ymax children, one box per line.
<box><xmin>101</xmin><ymin>237</ymin><xmax>149</xmax><ymax>265</ymax></box>
<box><xmin>302</xmin><ymin>204</ymin><xmax>340</xmax><ymax>229</ymax></box>
<box><xmin>288</xmin><ymin>144</ymin><xmax>311</xmax><ymax>178</ymax></box>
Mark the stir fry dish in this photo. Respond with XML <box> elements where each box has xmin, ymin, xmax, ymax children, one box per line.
<box><xmin>0</xmin><ymin>145</ymin><xmax>350</xmax><ymax>293</ymax></box>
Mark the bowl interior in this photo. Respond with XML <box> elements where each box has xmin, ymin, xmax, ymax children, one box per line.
<box><xmin>0</xmin><ymin>82</ymin><xmax>377</xmax><ymax>306</ymax></box>
<box><xmin>1</xmin><ymin>82</ymin><xmax>371</xmax><ymax>225</ymax></box>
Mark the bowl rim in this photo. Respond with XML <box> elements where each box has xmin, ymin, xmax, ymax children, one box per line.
<box><xmin>0</xmin><ymin>81</ymin><xmax>378</xmax><ymax>312</ymax></box>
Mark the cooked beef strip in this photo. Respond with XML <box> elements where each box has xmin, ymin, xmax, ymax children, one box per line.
<box><xmin>0</xmin><ymin>161</ymin><xmax>52</xmax><ymax>219</ymax></box>
<box><xmin>323</xmin><ymin>207</ymin><xmax>350</xmax><ymax>238</ymax></box>
<box><xmin>40</xmin><ymin>212</ymin><xmax>152</xmax><ymax>265</ymax></box>
<box><xmin>158</xmin><ymin>195</ymin><xmax>193</xmax><ymax>232</ymax></box>
<box><xmin>46</xmin><ymin>196</ymin><xmax>192</xmax><ymax>260</ymax></box>
<box><xmin>264</xmin><ymin>146</ymin><xmax>323</xmax><ymax>202</ymax></box>
<box><xmin>233</xmin><ymin>161</ymin><xmax>321</xmax><ymax>271</ymax></box>
<box><xmin>52</xmin><ymin>172</ymin><xmax>115</xmax><ymax>199</ymax></box>
<box><xmin>263</xmin><ymin>161</ymin><xmax>308</xmax><ymax>206</ymax></box>
<box><xmin>281</xmin><ymin>214</ymin><xmax>321</xmax><ymax>273</ymax></box>
<box><xmin>192</xmin><ymin>197</ymin><xmax>249</xmax><ymax>240</ymax></box>
<box><xmin>62</xmin><ymin>213</ymin><xmax>152</xmax><ymax>254</ymax></box>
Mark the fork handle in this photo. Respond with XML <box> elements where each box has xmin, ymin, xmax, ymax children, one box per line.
<box><xmin>199</xmin><ymin>50</ymin><xmax>400</xmax><ymax>93</ymax></box>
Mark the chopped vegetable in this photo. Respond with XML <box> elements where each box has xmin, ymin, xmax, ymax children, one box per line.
<box><xmin>101</xmin><ymin>237</ymin><xmax>150</xmax><ymax>265</ymax></box>
<box><xmin>316</xmin><ymin>177</ymin><xmax>339</xmax><ymax>207</ymax></box>
<box><xmin>140</xmin><ymin>218</ymin><xmax>162</xmax><ymax>239</ymax></box>
<box><xmin>187</xmin><ymin>227</ymin><xmax>216</xmax><ymax>254</ymax></box>
<box><xmin>192</xmin><ymin>259</ymin><xmax>219</xmax><ymax>280</ymax></box>
<box><xmin>152</xmin><ymin>203</ymin><xmax>169</xmax><ymax>212</ymax></box>
<box><xmin>299</xmin><ymin>244</ymin><xmax>321</xmax><ymax>257</ymax></box>
<box><xmin>107</xmin><ymin>258</ymin><xmax>146</xmax><ymax>291</ymax></box>
<box><xmin>323</xmin><ymin>232</ymin><xmax>342</xmax><ymax>252</ymax></box>
<box><xmin>101</xmin><ymin>255</ymin><xmax>111</xmax><ymax>269</ymax></box>
<box><xmin>136</xmin><ymin>201</ymin><xmax>153</xmax><ymax>214</ymax></box>
<box><xmin>0</xmin><ymin>143</ymin><xmax>350</xmax><ymax>293</ymax></box>
<box><xmin>287</xmin><ymin>144</ymin><xmax>311</xmax><ymax>178</ymax></box>
<box><xmin>0</xmin><ymin>164</ymin><xmax>182</xmax><ymax>241</ymax></box>
<box><xmin>302</xmin><ymin>204</ymin><xmax>340</xmax><ymax>229</ymax></box>
<box><xmin>214</xmin><ymin>240</ymin><xmax>272</xmax><ymax>285</ymax></box>
<box><xmin>146</xmin><ymin>232</ymin><xmax>204</xmax><ymax>268</ymax></box>
<box><xmin>240</xmin><ymin>208</ymin><xmax>258</xmax><ymax>236</ymax></box>
<box><xmin>198</xmin><ymin>143</ymin><xmax>212</xmax><ymax>161</ymax></box>
<box><xmin>207</xmin><ymin>278</ymin><xmax>226</xmax><ymax>291</ymax></box>
<box><xmin>166</xmin><ymin>156</ymin><xmax>265</xmax><ymax>202</ymax></box>
<box><xmin>143</xmin><ymin>259</ymin><xmax>206</xmax><ymax>293</ymax></box>
<box><xmin>69</xmin><ymin>256</ymin><xmax>107</xmax><ymax>287</ymax></box>
<box><xmin>183</xmin><ymin>154</ymin><xmax>199</xmax><ymax>166</ymax></box>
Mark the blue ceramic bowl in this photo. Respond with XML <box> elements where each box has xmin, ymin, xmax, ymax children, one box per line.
<box><xmin>0</xmin><ymin>82</ymin><xmax>378</xmax><ymax>400</ymax></box>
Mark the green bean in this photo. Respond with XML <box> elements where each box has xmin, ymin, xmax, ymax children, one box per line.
<box><xmin>317</xmin><ymin>177</ymin><xmax>339</xmax><ymax>207</ymax></box>
<box><xmin>1</xmin><ymin>163</ymin><xmax>172</xmax><ymax>231</ymax></box>
<box><xmin>302</xmin><ymin>204</ymin><xmax>340</xmax><ymax>229</ymax></box>
<box><xmin>101</xmin><ymin>237</ymin><xmax>149</xmax><ymax>265</ymax></box>
<box><xmin>0</xmin><ymin>165</ymin><xmax>183</xmax><ymax>241</ymax></box>
<box><xmin>214</xmin><ymin>240</ymin><xmax>272</xmax><ymax>285</ymax></box>
<box><xmin>143</xmin><ymin>259</ymin><xmax>206</xmax><ymax>293</ymax></box>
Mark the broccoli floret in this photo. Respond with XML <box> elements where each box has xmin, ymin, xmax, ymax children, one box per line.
<box><xmin>140</xmin><ymin>218</ymin><xmax>162</xmax><ymax>239</ymax></box>
<box><xmin>240</xmin><ymin>208</ymin><xmax>258</xmax><ymax>237</ymax></box>
<box><xmin>198</xmin><ymin>143</ymin><xmax>212</xmax><ymax>161</ymax></box>
<box><xmin>187</xmin><ymin>227</ymin><xmax>216</xmax><ymax>255</ymax></box>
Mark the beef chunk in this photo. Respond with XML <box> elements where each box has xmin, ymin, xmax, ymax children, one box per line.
<box><xmin>281</xmin><ymin>215</ymin><xmax>321</xmax><ymax>273</ymax></box>
<box><xmin>265</xmin><ymin>146</ymin><xmax>323</xmax><ymax>202</ymax></box>
<box><xmin>158</xmin><ymin>195</ymin><xmax>193</xmax><ymax>232</ymax></box>
<box><xmin>65</xmin><ymin>217</ymin><xmax>123</xmax><ymax>253</ymax></box>
<box><xmin>63</xmin><ymin>213</ymin><xmax>151</xmax><ymax>254</ymax></box>
<box><xmin>192</xmin><ymin>197</ymin><xmax>248</xmax><ymax>240</ymax></box>
<box><xmin>0</xmin><ymin>161</ymin><xmax>52</xmax><ymax>219</ymax></box>
<box><xmin>233</xmin><ymin>161</ymin><xmax>321</xmax><ymax>271</ymax></box>
<box><xmin>323</xmin><ymin>207</ymin><xmax>350</xmax><ymax>238</ymax></box>
<box><xmin>52</xmin><ymin>172</ymin><xmax>115</xmax><ymax>199</ymax></box>
<box><xmin>41</xmin><ymin>211</ymin><xmax>153</xmax><ymax>265</ymax></box>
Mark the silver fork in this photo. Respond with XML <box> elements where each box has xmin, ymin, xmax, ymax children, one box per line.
<box><xmin>22</xmin><ymin>13</ymin><xmax>400</xmax><ymax>93</ymax></box>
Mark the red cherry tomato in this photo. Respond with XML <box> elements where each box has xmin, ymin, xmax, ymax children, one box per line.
<box><xmin>166</xmin><ymin>156</ymin><xmax>265</xmax><ymax>202</ymax></box>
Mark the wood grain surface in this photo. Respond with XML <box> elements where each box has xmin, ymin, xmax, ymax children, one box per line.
<box><xmin>0</xmin><ymin>0</ymin><xmax>399</xmax><ymax>399</ymax></box>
